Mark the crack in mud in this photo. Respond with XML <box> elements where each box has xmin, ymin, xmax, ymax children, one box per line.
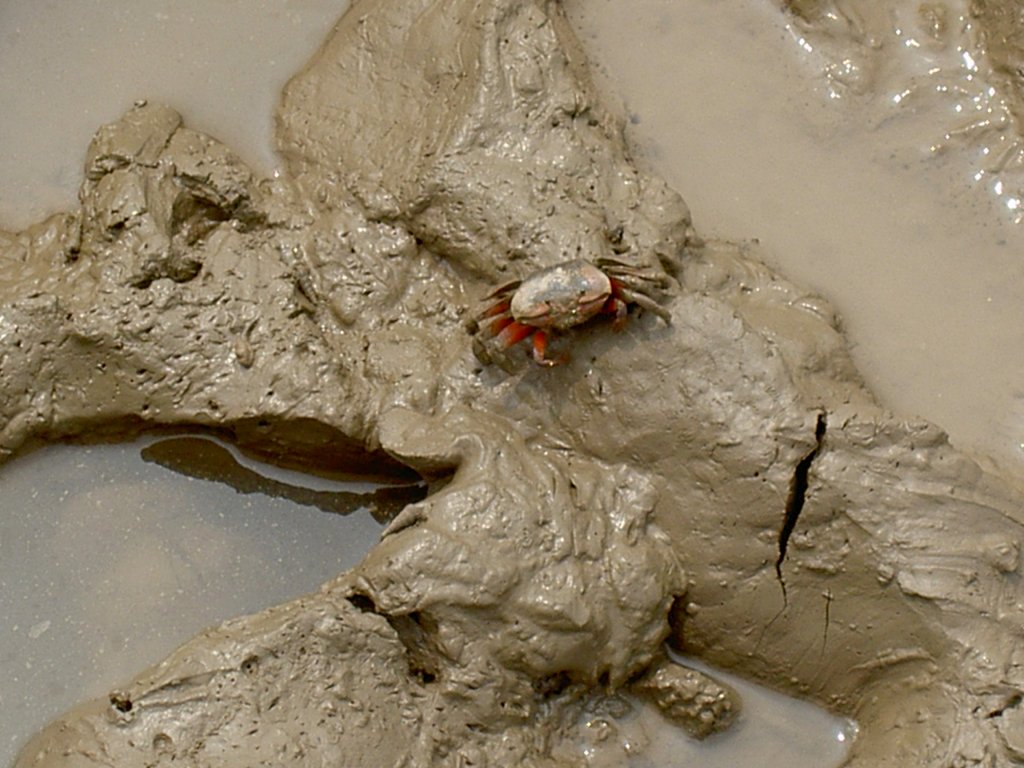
<box><xmin>775</xmin><ymin>411</ymin><xmax>828</xmax><ymax>599</ymax></box>
<box><xmin>821</xmin><ymin>588</ymin><xmax>833</xmax><ymax>658</ymax></box>
<box><xmin>986</xmin><ymin>693</ymin><xmax>1023</xmax><ymax>719</ymax></box>
<box><xmin>346</xmin><ymin>595</ymin><xmax>441</xmax><ymax>685</ymax></box>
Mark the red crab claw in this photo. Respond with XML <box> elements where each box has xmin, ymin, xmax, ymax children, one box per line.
<box><xmin>491</xmin><ymin>323</ymin><xmax>564</xmax><ymax>366</ymax></box>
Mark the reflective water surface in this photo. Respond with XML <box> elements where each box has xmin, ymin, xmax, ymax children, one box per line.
<box><xmin>0</xmin><ymin>437</ymin><xmax>384</xmax><ymax>764</ymax></box>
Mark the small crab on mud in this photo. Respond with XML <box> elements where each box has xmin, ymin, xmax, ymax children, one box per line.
<box><xmin>469</xmin><ymin>257</ymin><xmax>674</xmax><ymax>366</ymax></box>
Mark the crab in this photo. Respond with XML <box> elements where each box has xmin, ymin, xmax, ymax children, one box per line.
<box><xmin>470</xmin><ymin>257</ymin><xmax>673</xmax><ymax>366</ymax></box>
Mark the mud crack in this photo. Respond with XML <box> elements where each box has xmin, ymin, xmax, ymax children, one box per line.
<box><xmin>775</xmin><ymin>411</ymin><xmax>828</xmax><ymax>594</ymax></box>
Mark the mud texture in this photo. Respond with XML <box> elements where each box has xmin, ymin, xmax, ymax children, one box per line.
<box><xmin>971</xmin><ymin>0</ymin><xmax>1024</xmax><ymax>134</ymax></box>
<box><xmin>776</xmin><ymin>0</ymin><xmax>953</xmax><ymax>96</ymax></box>
<box><xmin>4</xmin><ymin>0</ymin><xmax>1024</xmax><ymax>766</ymax></box>
<box><xmin>777</xmin><ymin>0</ymin><xmax>1024</xmax><ymax>182</ymax></box>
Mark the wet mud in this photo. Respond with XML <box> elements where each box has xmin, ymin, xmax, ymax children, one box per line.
<box><xmin>4</xmin><ymin>1</ymin><xmax>1024</xmax><ymax>766</ymax></box>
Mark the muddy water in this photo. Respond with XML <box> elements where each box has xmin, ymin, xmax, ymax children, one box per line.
<box><xmin>0</xmin><ymin>0</ymin><xmax>344</xmax><ymax>230</ymax></box>
<box><xmin>0</xmin><ymin>438</ymin><xmax>385</xmax><ymax>764</ymax></box>
<box><xmin>567</xmin><ymin>0</ymin><xmax>1024</xmax><ymax>478</ymax></box>
<box><xmin>577</xmin><ymin>655</ymin><xmax>854</xmax><ymax>767</ymax></box>
<box><xmin>1</xmin><ymin>0</ymin><xmax>1017</xmax><ymax>766</ymax></box>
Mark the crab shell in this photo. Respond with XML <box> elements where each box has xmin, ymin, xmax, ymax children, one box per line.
<box><xmin>509</xmin><ymin>259</ymin><xmax>612</xmax><ymax>331</ymax></box>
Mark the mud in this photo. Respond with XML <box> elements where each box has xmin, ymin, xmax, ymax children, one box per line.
<box><xmin>4</xmin><ymin>0</ymin><xmax>1024</xmax><ymax>766</ymax></box>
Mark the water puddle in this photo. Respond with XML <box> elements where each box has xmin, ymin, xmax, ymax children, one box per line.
<box><xmin>578</xmin><ymin>654</ymin><xmax>854</xmax><ymax>767</ymax></box>
<box><xmin>0</xmin><ymin>0</ymin><xmax>348</xmax><ymax>230</ymax></box>
<box><xmin>0</xmin><ymin>437</ymin><xmax>387</xmax><ymax>765</ymax></box>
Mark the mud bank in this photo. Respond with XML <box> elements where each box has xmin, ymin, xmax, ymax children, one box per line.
<box><xmin>4</xmin><ymin>0</ymin><xmax>1024</xmax><ymax>766</ymax></box>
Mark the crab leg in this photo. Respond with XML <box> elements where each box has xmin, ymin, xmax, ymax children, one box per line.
<box><xmin>617</xmin><ymin>286</ymin><xmax>672</xmax><ymax>323</ymax></box>
<box><xmin>531</xmin><ymin>330</ymin><xmax>561</xmax><ymax>366</ymax></box>
<box><xmin>597</xmin><ymin>257</ymin><xmax>674</xmax><ymax>289</ymax></box>
<box><xmin>496</xmin><ymin>319</ymin><xmax>536</xmax><ymax>349</ymax></box>
<box><xmin>601</xmin><ymin>292</ymin><xmax>630</xmax><ymax>331</ymax></box>
<box><xmin>481</xmin><ymin>279</ymin><xmax>522</xmax><ymax>301</ymax></box>
<box><xmin>482</xmin><ymin>314</ymin><xmax>515</xmax><ymax>337</ymax></box>
<box><xmin>479</xmin><ymin>298</ymin><xmax>512</xmax><ymax>319</ymax></box>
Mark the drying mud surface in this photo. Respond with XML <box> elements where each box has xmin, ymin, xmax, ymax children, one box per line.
<box><xmin>3</xmin><ymin>0</ymin><xmax>1024</xmax><ymax>765</ymax></box>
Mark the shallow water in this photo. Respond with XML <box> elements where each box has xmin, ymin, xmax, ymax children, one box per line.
<box><xmin>0</xmin><ymin>438</ymin><xmax>384</xmax><ymax>765</ymax></box>
<box><xmin>577</xmin><ymin>654</ymin><xmax>854</xmax><ymax>767</ymax></box>
<box><xmin>0</xmin><ymin>0</ymin><xmax>344</xmax><ymax>230</ymax></box>
<box><xmin>2</xmin><ymin>0</ymin><xmax>1021</xmax><ymax>765</ymax></box>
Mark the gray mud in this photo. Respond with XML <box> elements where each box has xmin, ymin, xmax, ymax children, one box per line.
<box><xmin>3</xmin><ymin>1</ymin><xmax>1024</xmax><ymax>766</ymax></box>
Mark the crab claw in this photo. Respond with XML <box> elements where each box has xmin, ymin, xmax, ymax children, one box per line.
<box><xmin>496</xmin><ymin>323</ymin><xmax>565</xmax><ymax>366</ymax></box>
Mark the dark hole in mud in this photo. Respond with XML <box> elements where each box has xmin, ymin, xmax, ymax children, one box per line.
<box><xmin>241</xmin><ymin>655</ymin><xmax>260</xmax><ymax>675</ymax></box>
<box><xmin>347</xmin><ymin>593</ymin><xmax>378</xmax><ymax>613</ymax></box>
<box><xmin>987</xmin><ymin>693</ymin><xmax>1023</xmax><ymax>719</ymax></box>
<box><xmin>109</xmin><ymin>692</ymin><xmax>132</xmax><ymax>713</ymax></box>
<box><xmin>345</xmin><ymin>597</ymin><xmax>441</xmax><ymax>685</ymax></box>
<box><xmin>666</xmin><ymin>593</ymin><xmax>690</xmax><ymax>649</ymax></box>
<box><xmin>534</xmin><ymin>672</ymin><xmax>572</xmax><ymax>697</ymax></box>
<box><xmin>170</xmin><ymin>192</ymin><xmax>231</xmax><ymax>247</ymax></box>
<box><xmin>414</xmin><ymin>668</ymin><xmax>437</xmax><ymax>685</ymax></box>
<box><xmin>388</xmin><ymin>611</ymin><xmax>443</xmax><ymax>684</ymax></box>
